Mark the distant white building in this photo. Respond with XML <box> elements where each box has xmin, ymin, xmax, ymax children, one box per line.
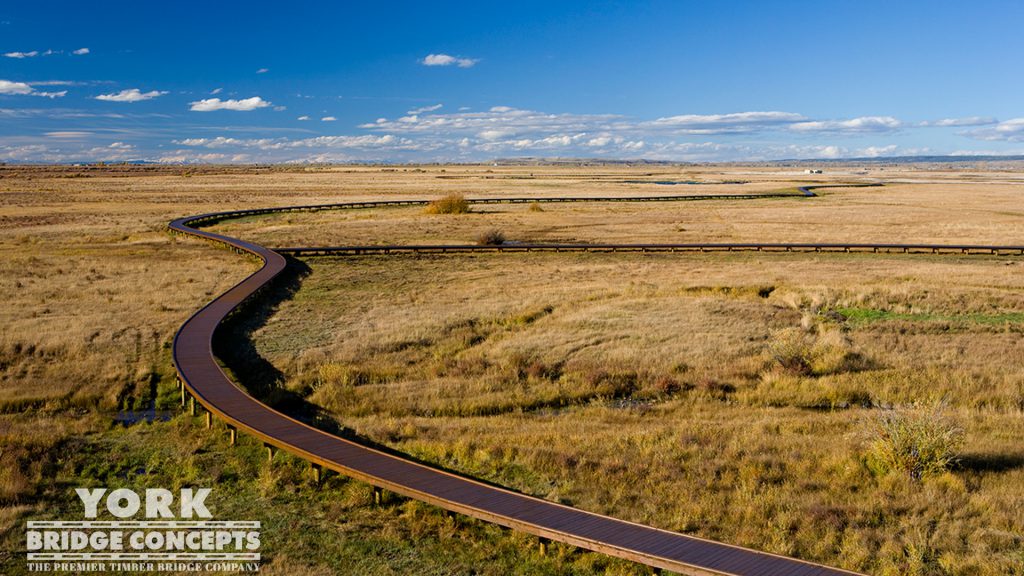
<box><xmin>805</xmin><ymin>168</ymin><xmax>823</xmax><ymax>174</ymax></box>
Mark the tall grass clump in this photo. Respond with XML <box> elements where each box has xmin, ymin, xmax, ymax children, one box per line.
<box><xmin>767</xmin><ymin>327</ymin><xmax>862</xmax><ymax>376</ymax></box>
<box><xmin>475</xmin><ymin>228</ymin><xmax>505</xmax><ymax>246</ymax></box>
<box><xmin>863</xmin><ymin>405</ymin><xmax>964</xmax><ymax>481</ymax></box>
<box><xmin>425</xmin><ymin>193</ymin><xmax>470</xmax><ymax>214</ymax></box>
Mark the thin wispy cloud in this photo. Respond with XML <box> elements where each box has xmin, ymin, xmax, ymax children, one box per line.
<box><xmin>361</xmin><ymin>106</ymin><xmax>626</xmax><ymax>137</ymax></box>
<box><xmin>422</xmin><ymin>53</ymin><xmax>478</xmax><ymax>68</ymax></box>
<box><xmin>210</xmin><ymin>87</ymin><xmax>223</xmax><ymax>95</ymax></box>
<box><xmin>643</xmin><ymin>111</ymin><xmax>806</xmax><ymax>134</ymax></box>
<box><xmin>256</xmin><ymin>68</ymin><xmax>269</xmax><ymax>74</ymax></box>
<box><xmin>189</xmin><ymin>96</ymin><xmax>272</xmax><ymax>111</ymax></box>
<box><xmin>45</xmin><ymin>131</ymin><xmax>93</xmax><ymax>138</ymax></box>
<box><xmin>408</xmin><ymin>104</ymin><xmax>443</xmax><ymax>114</ymax></box>
<box><xmin>921</xmin><ymin>116</ymin><xmax>998</xmax><ymax>127</ymax></box>
<box><xmin>29</xmin><ymin>80</ymin><xmax>81</xmax><ymax>86</ymax></box>
<box><xmin>789</xmin><ymin>116</ymin><xmax>902</xmax><ymax>134</ymax></box>
<box><xmin>297</xmin><ymin>115</ymin><xmax>310</xmax><ymax>121</ymax></box>
<box><xmin>4</xmin><ymin>48</ymin><xmax>85</xmax><ymax>58</ymax></box>
<box><xmin>96</xmin><ymin>88</ymin><xmax>168</xmax><ymax>102</ymax></box>
<box><xmin>321</xmin><ymin>116</ymin><xmax>336</xmax><ymax>122</ymax></box>
<box><xmin>176</xmin><ymin>134</ymin><xmax>417</xmax><ymax>150</ymax></box>
<box><xmin>32</xmin><ymin>90</ymin><xmax>66</xmax><ymax>99</ymax></box>
<box><xmin>962</xmin><ymin>118</ymin><xmax>1024</xmax><ymax>142</ymax></box>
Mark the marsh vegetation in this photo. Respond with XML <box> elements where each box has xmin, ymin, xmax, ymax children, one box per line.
<box><xmin>2</xmin><ymin>164</ymin><xmax>1023</xmax><ymax>575</ymax></box>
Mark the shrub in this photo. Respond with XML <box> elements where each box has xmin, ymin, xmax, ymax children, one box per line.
<box><xmin>476</xmin><ymin>228</ymin><xmax>505</xmax><ymax>245</ymax></box>
<box><xmin>653</xmin><ymin>375</ymin><xmax>681</xmax><ymax>395</ymax></box>
<box><xmin>425</xmin><ymin>193</ymin><xmax>470</xmax><ymax>214</ymax></box>
<box><xmin>694</xmin><ymin>376</ymin><xmax>735</xmax><ymax>400</ymax></box>
<box><xmin>767</xmin><ymin>327</ymin><xmax>861</xmax><ymax>376</ymax></box>
<box><xmin>768</xmin><ymin>327</ymin><xmax>814</xmax><ymax>375</ymax></box>
<box><xmin>863</xmin><ymin>406</ymin><xmax>964</xmax><ymax>481</ymax></box>
<box><xmin>809</xmin><ymin>329</ymin><xmax>857</xmax><ymax>375</ymax></box>
<box><xmin>528</xmin><ymin>202</ymin><xmax>544</xmax><ymax>212</ymax></box>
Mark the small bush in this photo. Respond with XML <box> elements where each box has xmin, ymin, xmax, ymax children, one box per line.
<box><xmin>528</xmin><ymin>202</ymin><xmax>544</xmax><ymax>212</ymax></box>
<box><xmin>425</xmin><ymin>193</ymin><xmax>470</xmax><ymax>214</ymax></box>
<box><xmin>653</xmin><ymin>375</ymin><xmax>681</xmax><ymax>395</ymax></box>
<box><xmin>767</xmin><ymin>327</ymin><xmax>861</xmax><ymax>376</ymax></box>
<box><xmin>476</xmin><ymin>228</ymin><xmax>505</xmax><ymax>245</ymax></box>
<box><xmin>583</xmin><ymin>369</ymin><xmax>638</xmax><ymax>397</ymax></box>
<box><xmin>863</xmin><ymin>406</ymin><xmax>964</xmax><ymax>481</ymax></box>
<box><xmin>525</xmin><ymin>360</ymin><xmax>559</xmax><ymax>381</ymax></box>
<box><xmin>768</xmin><ymin>328</ymin><xmax>814</xmax><ymax>375</ymax></box>
<box><xmin>809</xmin><ymin>330</ymin><xmax>857</xmax><ymax>375</ymax></box>
<box><xmin>694</xmin><ymin>376</ymin><xmax>735</xmax><ymax>400</ymax></box>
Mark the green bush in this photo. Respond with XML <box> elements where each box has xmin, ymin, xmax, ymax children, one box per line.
<box><xmin>864</xmin><ymin>406</ymin><xmax>964</xmax><ymax>480</ymax></box>
<box><xmin>425</xmin><ymin>193</ymin><xmax>470</xmax><ymax>214</ymax></box>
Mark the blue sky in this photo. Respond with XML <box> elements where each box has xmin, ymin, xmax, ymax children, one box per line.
<box><xmin>2</xmin><ymin>0</ymin><xmax>1023</xmax><ymax>163</ymax></box>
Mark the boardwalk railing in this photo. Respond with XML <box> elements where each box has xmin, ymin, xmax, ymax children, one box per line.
<box><xmin>170</xmin><ymin>185</ymin><xmax>1013</xmax><ymax>576</ymax></box>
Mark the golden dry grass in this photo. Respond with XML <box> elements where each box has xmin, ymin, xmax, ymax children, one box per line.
<box><xmin>2</xmin><ymin>163</ymin><xmax>1024</xmax><ymax>575</ymax></box>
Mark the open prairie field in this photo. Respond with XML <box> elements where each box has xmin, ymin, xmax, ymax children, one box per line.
<box><xmin>2</xmin><ymin>164</ymin><xmax>1023</xmax><ymax>575</ymax></box>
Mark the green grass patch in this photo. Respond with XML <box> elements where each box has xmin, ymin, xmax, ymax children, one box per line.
<box><xmin>837</xmin><ymin>307</ymin><xmax>1024</xmax><ymax>326</ymax></box>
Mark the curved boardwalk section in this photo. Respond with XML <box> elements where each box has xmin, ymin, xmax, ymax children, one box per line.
<box><xmin>169</xmin><ymin>186</ymin><xmax>1014</xmax><ymax>576</ymax></box>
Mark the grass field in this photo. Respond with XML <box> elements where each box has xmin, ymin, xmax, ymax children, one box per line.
<box><xmin>2</xmin><ymin>164</ymin><xmax>1023</xmax><ymax>575</ymax></box>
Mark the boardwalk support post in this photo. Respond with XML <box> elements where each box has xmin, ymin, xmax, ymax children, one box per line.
<box><xmin>227</xmin><ymin>426</ymin><xmax>236</xmax><ymax>446</ymax></box>
<box><xmin>189</xmin><ymin>396</ymin><xmax>196</xmax><ymax>417</ymax></box>
<box><xmin>373</xmin><ymin>486</ymin><xmax>383</xmax><ymax>506</ymax></box>
<box><xmin>311</xmin><ymin>463</ymin><xmax>322</xmax><ymax>485</ymax></box>
<box><xmin>538</xmin><ymin>537</ymin><xmax>549</xmax><ymax>556</ymax></box>
<box><xmin>265</xmin><ymin>444</ymin><xmax>275</xmax><ymax>463</ymax></box>
<box><xmin>204</xmin><ymin>410</ymin><xmax>212</xmax><ymax>429</ymax></box>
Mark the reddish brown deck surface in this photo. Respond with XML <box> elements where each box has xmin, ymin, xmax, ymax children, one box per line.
<box><xmin>170</xmin><ymin>187</ymin><xmax>1013</xmax><ymax>575</ymax></box>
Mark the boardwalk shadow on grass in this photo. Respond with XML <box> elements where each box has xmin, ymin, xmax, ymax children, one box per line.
<box><xmin>958</xmin><ymin>452</ymin><xmax>1024</xmax><ymax>473</ymax></box>
<box><xmin>212</xmin><ymin>256</ymin><xmax>345</xmax><ymax>435</ymax></box>
<box><xmin>209</xmin><ymin>255</ymin><xmax>561</xmax><ymax>498</ymax></box>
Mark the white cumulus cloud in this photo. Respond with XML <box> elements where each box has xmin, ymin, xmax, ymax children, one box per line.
<box><xmin>72</xmin><ymin>48</ymin><xmax>90</xmax><ymax>55</ymax></box>
<box><xmin>96</xmin><ymin>88</ymin><xmax>167</xmax><ymax>102</ymax></box>
<box><xmin>0</xmin><ymin>79</ymin><xmax>65</xmax><ymax>98</ymax></box>
<box><xmin>321</xmin><ymin>116</ymin><xmax>336</xmax><ymax>122</ymax></box>
<box><xmin>0</xmin><ymin>80</ymin><xmax>34</xmax><ymax>94</ymax></box>
<box><xmin>189</xmin><ymin>96</ymin><xmax>272</xmax><ymax>111</ymax></box>
<box><xmin>422</xmin><ymin>53</ymin><xmax>478</xmax><ymax>68</ymax></box>
<box><xmin>4</xmin><ymin>51</ymin><xmax>39</xmax><ymax>58</ymax></box>
<box><xmin>297</xmin><ymin>115</ymin><xmax>310</xmax><ymax>121</ymax></box>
